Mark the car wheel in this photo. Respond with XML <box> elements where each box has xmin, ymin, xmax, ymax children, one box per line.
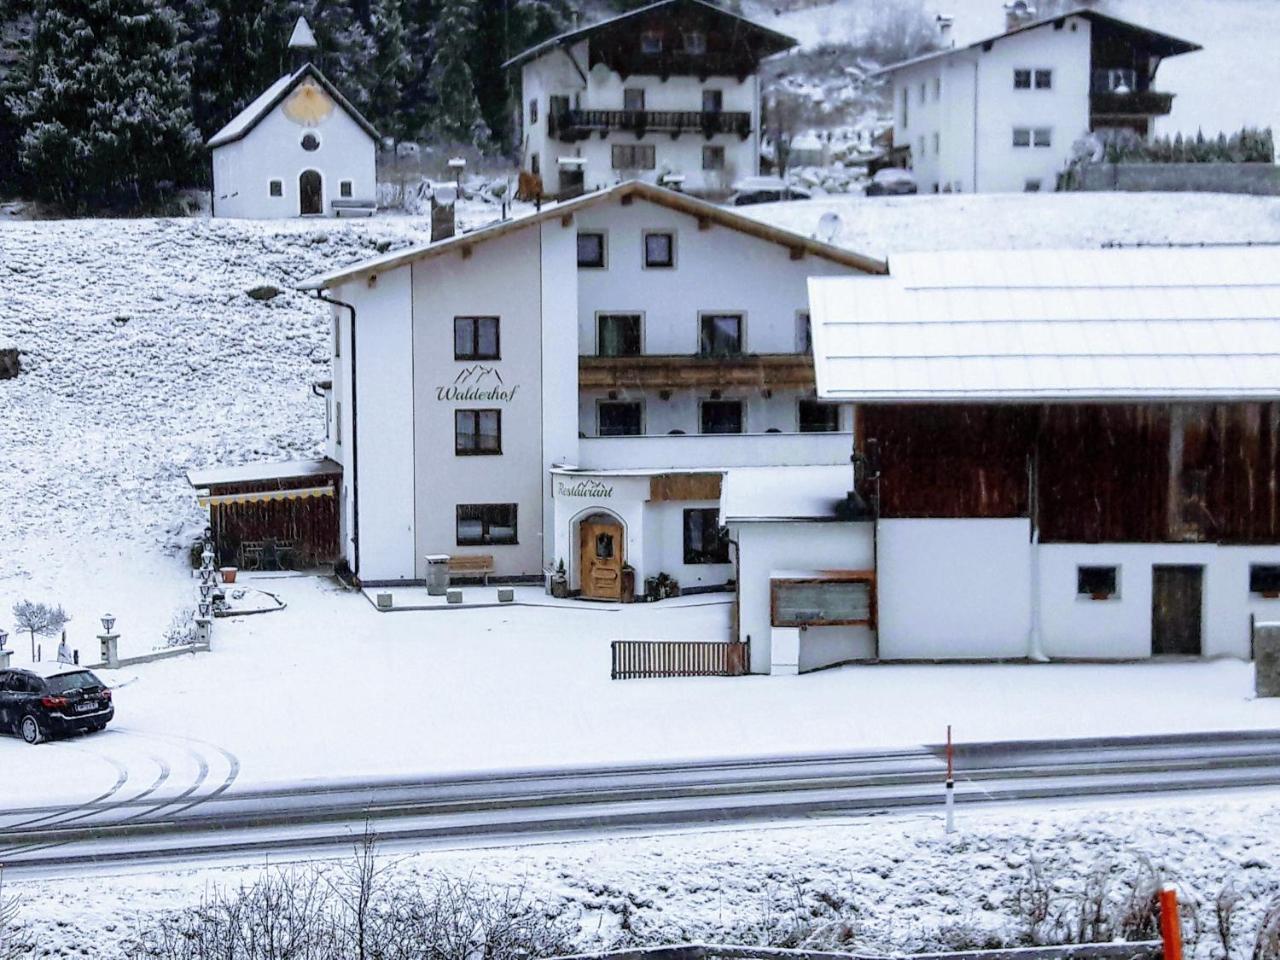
<box><xmin>20</xmin><ymin>714</ymin><xmax>44</xmax><ymax>745</ymax></box>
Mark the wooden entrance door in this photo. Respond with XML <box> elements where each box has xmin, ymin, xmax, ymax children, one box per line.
<box><xmin>299</xmin><ymin>170</ymin><xmax>323</xmax><ymax>215</ymax></box>
<box><xmin>1152</xmin><ymin>565</ymin><xmax>1203</xmax><ymax>656</ymax></box>
<box><xmin>580</xmin><ymin>514</ymin><xmax>623</xmax><ymax>600</ymax></box>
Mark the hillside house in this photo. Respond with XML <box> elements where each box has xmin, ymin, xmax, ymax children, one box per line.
<box><xmin>208</xmin><ymin>18</ymin><xmax>378</xmax><ymax>219</ymax></box>
<box><xmin>505</xmin><ymin>0</ymin><xmax>796</xmax><ymax>199</ymax></box>
<box><xmin>876</xmin><ymin>9</ymin><xmax>1200</xmax><ymax>193</ymax></box>
<box><xmin>724</xmin><ymin>247</ymin><xmax>1280</xmax><ymax>675</ymax></box>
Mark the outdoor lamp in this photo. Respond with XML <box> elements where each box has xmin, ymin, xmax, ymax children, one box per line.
<box><xmin>101</xmin><ymin>613</ymin><xmax>116</xmax><ymax>635</ymax></box>
<box><xmin>198</xmin><ymin>601</ymin><xmax>212</xmax><ymax>620</ymax></box>
<box><xmin>199</xmin><ymin>568</ymin><xmax>215</xmax><ymax>584</ymax></box>
<box><xmin>0</xmin><ymin>627</ymin><xmax>7</xmax><ymax>650</ymax></box>
<box><xmin>199</xmin><ymin>583</ymin><xmax>213</xmax><ymax>599</ymax></box>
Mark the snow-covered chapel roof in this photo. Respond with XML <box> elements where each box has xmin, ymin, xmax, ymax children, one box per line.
<box><xmin>207</xmin><ymin>62</ymin><xmax>378</xmax><ymax>149</ymax></box>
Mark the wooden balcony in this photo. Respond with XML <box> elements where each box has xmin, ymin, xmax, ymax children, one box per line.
<box><xmin>552</xmin><ymin>109</ymin><xmax>752</xmax><ymax>142</ymax></box>
<box><xmin>1090</xmin><ymin>90</ymin><xmax>1175</xmax><ymax>118</ymax></box>
<box><xmin>580</xmin><ymin>353</ymin><xmax>815</xmax><ymax>390</ymax></box>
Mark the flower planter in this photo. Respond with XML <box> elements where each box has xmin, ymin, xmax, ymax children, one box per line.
<box><xmin>220</xmin><ymin>567</ymin><xmax>238</xmax><ymax>585</ymax></box>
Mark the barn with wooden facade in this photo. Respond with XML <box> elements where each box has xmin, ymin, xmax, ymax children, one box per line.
<box><xmin>791</xmin><ymin>246</ymin><xmax>1280</xmax><ymax>664</ymax></box>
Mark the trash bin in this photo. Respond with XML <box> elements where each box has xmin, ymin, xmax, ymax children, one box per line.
<box><xmin>425</xmin><ymin>554</ymin><xmax>450</xmax><ymax>596</ymax></box>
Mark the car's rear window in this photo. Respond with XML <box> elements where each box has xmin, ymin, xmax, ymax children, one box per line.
<box><xmin>44</xmin><ymin>671</ymin><xmax>103</xmax><ymax>694</ymax></box>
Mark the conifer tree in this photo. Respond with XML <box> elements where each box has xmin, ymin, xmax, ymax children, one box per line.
<box><xmin>10</xmin><ymin>0</ymin><xmax>201</xmax><ymax>211</ymax></box>
<box><xmin>367</xmin><ymin>0</ymin><xmax>413</xmax><ymax>139</ymax></box>
<box><xmin>426</xmin><ymin>0</ymin><xmax>490</xmax><ymax>146</ymax></box>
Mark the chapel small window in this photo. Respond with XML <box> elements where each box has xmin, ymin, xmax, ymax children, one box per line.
<box><xmin>269</xmin><ymin>180</ymin><xmax>283</xmax><ymax>197</ymax></box>
<box><xmin>301</xmin><ymin>132</ymin><xmax>320</xmax><ymax>151</ymax></box>
<box><xmin>339</xmin><ymin>180</ymin><xmax>353</xmax><ymax>198</ymax></box>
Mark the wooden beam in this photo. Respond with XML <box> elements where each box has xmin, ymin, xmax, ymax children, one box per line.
<box><xmin>620</xmin><ymin>193</ymin><xmax>634</xmax><ymax>206</ymax></box>
<box><xmin>579</xmin><ymin>354</ymin><xmax>817</xmax><ymax>390</ymax></box>
<box><xmin>789</xmin><ymin>247</ymin><xmax>804</xmax><ymax>261</ymax></box>
<box><xmin>461</xmin><ymin>245</ymin><xmax>472</xmax><ymax>260</ymax></box>
<box><xmin>561</xmin><ymin>213</ymin><xmax>574</xmax><ymax>227</ymax></box>
<box><xmin>697</xmin><ymin>216</ymin><xmax>712</xmax><ymax>231</ymax></box>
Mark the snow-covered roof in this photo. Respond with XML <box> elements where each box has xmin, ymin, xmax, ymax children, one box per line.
<box><xmin>874</xmin><ymin>8</ymin><xmax>1199</xmax><ymax>76</ymax></box>
<box><xmin>720</xmin><ymin>465</ymin><xmax>851</xmax><ymax>523</ymax></box>
<box><xmin>207</xmin><ymin>63</ymin><xmax>378</xmax><ymax>149</ymax></box>
<box><xmin>289</xmin><ymin>16</ymin><xmax>317</xmax><ymax>49</ymax></box>
<box><xmin>187</xmin><ymin>457</ymin><xmax>342</xmax><ymax>489</ymax></box>
<box><xmin>501</xmin><ymin>0</ymin><xmax>796</xmax><ymax>70</ymax></box>
<box><xmin>810</xmin><ymin>246</ymin><xmax>1280</xmax><ymax>403</ymax></box>
<box><xmin>298</xmin><ymin>181</ymin><xmax>886</xmax><ymax>290</ymax></box>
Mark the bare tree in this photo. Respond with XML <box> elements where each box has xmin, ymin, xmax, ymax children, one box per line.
<box><xmin>12</xmin><ymin>599</ymin><xmax>69</xmax><ymax>659</ymax></box>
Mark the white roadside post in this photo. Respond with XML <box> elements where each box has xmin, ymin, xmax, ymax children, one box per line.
<box><xmin>944</xmin><ymin>724</ymin><xmax>956</xmax><ymax>835</ymax></box>
<box><xmin>0</xmin><ymin>627</ymin><xmax>10</xmax><ymax>669</ymax></box>
<box><xmin>98</xmin><ymin>613</ymin><xmax>119</xmax><ymax>669</ymax></box>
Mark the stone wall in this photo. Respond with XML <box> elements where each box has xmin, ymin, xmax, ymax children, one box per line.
<box><xmin>0</xmin><ymin>347</ymin><xmax>18</xmax><ymax>379</ymax></box>
<box><xmin>1077</xmin><ymin>162</ymin><xmax>1280</xmax><ymax>196</ymax></box>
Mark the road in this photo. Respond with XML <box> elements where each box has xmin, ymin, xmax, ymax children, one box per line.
<box><xmin>2</xmin><ymin>729</ymin><xmax>1279</xmax><ymax>877</ymax></box>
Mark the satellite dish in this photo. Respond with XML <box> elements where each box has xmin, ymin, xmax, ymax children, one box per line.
<box><xmin>816</xmin><ymin>211</ymin><xmax>842</xmax><ymax>245</ymax></box>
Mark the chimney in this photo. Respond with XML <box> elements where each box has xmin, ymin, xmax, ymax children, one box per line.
<box><xmin>288</xmin><ymin>16</ymin><xmax>318</xmax><ymax>72</ymax></box>
<box><xmin>936</xmin><ymin>13</ymin><xmax>955</xmax><ymax>46</ymax></box>
<box><xmin>1003</xmin><ymin>0</ymin><xmax>1036</xmax><ymax>31</ymax></box>
<box><xmin>431</xmin><ymin>183</ymin><xmax>457</xmax><ymax>242</ymax></box>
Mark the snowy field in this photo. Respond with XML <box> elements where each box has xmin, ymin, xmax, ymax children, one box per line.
<box><xmin>1</xmin><ymin>575</ymin><xmax>1278</xmax><ymax>811</ymax></box>
<box><xmin>8</xmin><ymin>788</ymin><xmax>1280</xmax><ymax>959</ymax></box>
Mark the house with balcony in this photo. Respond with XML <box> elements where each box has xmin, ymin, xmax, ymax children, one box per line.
<box><xmin>240</xmin><ymin>181</ymin><xmax>883</xmax><ymax>604</ymax></box>
<box><xmin>504</xmin><ymin>0</ymin><xmax>796</xmax><ymax>198</ymax></box>
<box><xmin>875</xmin><ymin>8</ymin><xmax>1199</xmax><ymax>193</ymax></box>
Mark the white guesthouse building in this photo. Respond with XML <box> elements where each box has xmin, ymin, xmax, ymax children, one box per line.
<box><xmin>296</xmin><ymin>181</ymin><xmax>883</xmax><ymax>603</ymax></box>
<box><xmin>506</xmin><ymin>0</ymin><xmax>795</xmax><ymax>199</ymax></box>
<box><xmin>208</xmin><ymin>19</ymin><xmax>379</xmax><ymax>219</ymax></box>
<box><xmin>877</xmin><ymin>9</ymin><xmax>1199</xmax><ymax>193</ymax></box>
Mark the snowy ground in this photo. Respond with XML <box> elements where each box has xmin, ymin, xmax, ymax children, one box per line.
<box><xmin>1</xmin><ymin>576</ymin><xmax>1278</xmax><ymax>811</ymax></box>
<box><xmin>8</xmin><ymin>788</ymin><xmax>1280</xmax><ymax>959</ymax></box>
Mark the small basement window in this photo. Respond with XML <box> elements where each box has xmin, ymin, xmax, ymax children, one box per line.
<box><xmin>269</xmin><ymin>179</ymin><xmax>283</xmax><ymax>197</ymax></box>
<box><xmin>1077</xmin><ymin>565</ymin><xmax>1118</xmax><ymax>600</ymax></box>
<box><xmin>1250</xmin><ymin>564</ymin><xmax>1280</xmax><ymax>597</ymax></box>
<box><xmin>339</xmin><ymin>180</ymin><xmax>353</xmax><ymax>198</ymax></box>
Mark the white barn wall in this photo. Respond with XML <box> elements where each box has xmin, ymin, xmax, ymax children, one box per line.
<box><xmin>730</xmin><ymin>521</ymin><xmax>874</xmax><ymax>673</ymax></box>
<box><xmin>877</xmin><ymin>518</ymin><xmax>1032</xmax><ymax>659</ymax></box>
<box><xmin>212</xmin><ymin>85</ymin><xmax>376</xmax><ymax>219</ymax></box>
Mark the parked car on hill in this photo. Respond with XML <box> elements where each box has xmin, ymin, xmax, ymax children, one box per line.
<box><xmin>865</xmin><ymin>168</ymin><xmax>918</xmax><ymax>196</ymax></box>
<box><xmin>0</xmin><ymin>666</ymin><xmax>114</xmax><ymax>744</ymax></box>
<box><xmin>728</xmin><ymin>177</ymin><xmax>813</xmax><ymax>206</ymax></box>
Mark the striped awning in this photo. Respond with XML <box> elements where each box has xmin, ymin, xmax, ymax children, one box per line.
<box><xmin>196</xmin><ymin>484</ymin><xmax>335</xmax><ymax>508</ymax></box>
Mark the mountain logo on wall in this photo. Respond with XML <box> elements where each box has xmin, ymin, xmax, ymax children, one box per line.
<box><xmin>438</xmin><ymin>365</ymin><xmax>519</xmax><ymax>403</ymax></box>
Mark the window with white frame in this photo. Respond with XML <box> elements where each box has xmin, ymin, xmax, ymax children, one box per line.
<box><xmin>643</xmin><ymin>231</ymin><xmax>675</xmax><ymax>268</ymax></box>
<box><xmin>1013</xmin><ymin>127</ymin><xmax>1032</xmax><ymax>147</ymax></box>
<box><xmin>1078</xmin><ymin>565</ymin><xmax>1118</xmax><ymax>599</ymax></box>
<box><xmin>612</xmin><ymin>144</ymin><xmax>656</xmax><ymax>170</ymax></box>
<box><xmin>597</xmin><ymin>314</ymin><xmax>642</xmax><ymax>356</ymax></box>
<box><xmin>1033</xmin><ymin>127</ymin><xmax>1052</xmax><ymax>147</ymax></box>
<box><xmin>456</xmin><ymin>503</ymin><xmax>517</xmax><ymax>545</ymax></box>
<box><xmin>700</xmin><ymin>399</ymin><xmax>744</xmax><ymax>434</ymax></box>
<box><xmin>598</xmin><ymin>400</ymin><xmax>643</xmax><ymax>436</ymax></box>
<box><xmin>699</xmin><ymin>314</ymin><xmax>742</xmax><ymax>356</ymax></box>
<box><xmin>577</xmin><ymin>232</ymin><xmax>606</xmax><ymax>268</ymax></box>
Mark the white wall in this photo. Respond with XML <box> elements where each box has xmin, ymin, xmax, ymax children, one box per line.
<box><xmin>730</xmin><ymin>520</ymin><xmax>875</xmax><ymax>673</ymax></box>
<box><xmin>578</xmin><ymin>432</ymin><xmax>852</xmax><ymax>469</ymax></box>
<box><xmin>891</xmin><ymin>17</ymin><xmax>1091</xmax><ymax>193</ymax></box>
<box><xmin>877</xmin><ymin>518</ymin><xmax>1032</xmax><ymax>659</ymax></box>
<box><xmin>1038</xmin><ymin>543</ymin><xmax>1280</xmax><ymax>659</ymax></box>
<box><xmin>550</xmin><ymin>473</ymin><xmax>650</xmax><ymax>588</ymax></box>
<box><xmin>212</xmin><ymin>79</ymin><xmax>376</xmax><ymax>219</ymax></box>
<box><xmin>540</xmin><ymin>219</ymin><xmax>582</xmax><ymax>568</ymax></box>
<box><xmin>650</xmin><ymin>499</ymin><xmax>733</xmax><ymax>589</ymax></box>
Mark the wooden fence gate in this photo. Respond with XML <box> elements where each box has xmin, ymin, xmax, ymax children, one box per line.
<box><xmin>611</xmin><ymin>640</ymin><xmax>750</xmax><ymax>680</ymax></box>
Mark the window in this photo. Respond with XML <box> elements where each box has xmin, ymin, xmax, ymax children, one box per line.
<box><xmin>530</xmin><ymin>152</ymin><xmax>540</xmax><ymax>176</ymax></box>
<box><xmin>1014</xmin><ymin>68</ymin><xmax>1032</xmax><ymax>89</ymax></box>
<box><xmin>1024</xmin><ymin>178</ymin><xmax>1043</xmax><ymax>192</ymax></box>
<box><xmin>1078</xmin><ymin>565</ymin><xmax>1118</xmax><ymax>600</ymax></box>
<box><xmin>700</xmin><ymin>398</ymin><xmax>744</xmax><ymax>434</ymax></box>
<box><xmin>529</xmin><ymin>98</ymin><xmax>538</xmax><ymax>124</ymax></box>
<box><xmin>1013</xmin><ymin>127</ymin><xmax>1032</xmax><ymax>147</ymax></box>
<box><xmin>612</xmin><ymin>144</ymin><xmax>656</xmax><ymax>170</ymax></box>
<box><xmin>578</xmin><ymin>232</ymin><xmax>606</xmax><ymax>268</ymax></box>
<box><xmin>597</xmin><ymin>314</ymin><xmax>642</xmax><ymax>357</ymax></box>
<box><xmin>918</xmin><ymin>136</ymin><xmax>925</xmax><ymax>157</ymax></box>
<box><xmin>1035</xmin><ymin>69</ymin><xmax>1052</xmax><ymax>89</ymax></box>
<box><xmin>796</xmin><ymin>310</ymin><xmax>811</xmax><ymax>354</ymax></box>
<box><xmin>333</xmin><ymin>315</ymin><xmax>340</xmax><ymax>358</ymax></box>
<box><xmin>335</xmin><ymin>401</ymin><xmax>342</xmax><ymax>446</ymax></box>
<box><xmin>684</xmin><ymin>508</ymin><xmax>729</xmax><ymax>564</ymax></box>
<box><xmin>269</xmin><ymin>179</ymin><xmax>283</xmax><ymax>197</ymax></box>
<box><xmin>456</xmin><ymin>504</ymin><xmax>517</xmax><ymax>545</ymax></box>
<box><xmin>301</xmin><ymin>132</ymin><xmax>320</xmax><ymax>151</ymax></box>
<box><xmin>699</xmin><ymin>313</ymin><xmax>742</xmax><ymax>356</ymax></box>
<box><xmin>1251</xmin><ymin>565</ymin><xmax>1280</xmax><ymax>596</ymax></box>
<box><xmin>640</xmin><ymin>31</ymin><xmax>662</xmax><ymax>53</ymax></box>
<box><xmin>901</xmin><ymin>87</ymin><xmax>909</xmax><ymax>129</ymax></box>
<box><xmin>799</xmin><ymin>399</ymin><xmax>840</xmax><ymax>433</ymax></box>
<box><xmin>339</xmin><ymin>180</ymin><xmax>353</xmax><ymax>198</ymax></box>
<box><xmin>683</xmin><ymin>30</ymin><xmax>706</xmax><ymax>53</ymax></box>
<box><xmin>454</xmin><ymin>316</ymin><xmax>500</xmax><ymax>361</ymax></box>
<box><xmin>455</xmin><ymin>409</ymin><xmax>502</xmax><ymax>455</ymax></box>
<box><xmin>1033</xmin><ymin>127</ymin><xmax>1052</xmax><ymax>147</ymax></box>
<box><xmin>702</xmin><ymin>145</ymin><xmax>725</xmax><ymax>170</ymax></box>
<box><xmin>933</xmin><ymin>76</ymin><xmax>941</xmax><ymax>100</ymax></box>
<box><xmin>918</xmin><ymin>82</ymin><xmax>926</xmax><ymax>104</ymax></box>
<box><xmin>644</xmin><ymin>231</ymin><xmax>675</xmax><ymax>268</ymax></box>
<box><xmin>624</xmin><ymin>88</ymin><xmax>646</xmax><ymax>111</ymax></box>
<box><xmin>598</xmin><ymin>400</ymin><xmax>643</xmax><ymax>436</ymax></box>
<box><xmin>932</xmin><ymin>131</ymin><xmax>940</xmax><ymax>154</ymax></box>
<box><xmin>702</xmin><ymin>89</ymin><xmax>723</xmax><ymax>113</ymax></box>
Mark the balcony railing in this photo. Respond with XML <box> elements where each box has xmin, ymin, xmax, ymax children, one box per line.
<box><xmin>580</xmin><ymin>354</ymin><xmax>814</xmax><ymax>390</ymax></box>
<box><xmin>552</xmin><ymin>109</ymin><xmax>752</xmax><ymax>142</ymax></box>
<box><xmin>579</xmin><ymin>432</ymin><xmax>854</xmax><ymax>470</ymax></box>
<box><xmin>1090</xmin><ymin>90</ymin><xmax>1175</xmax><ymax>117</ymax></box>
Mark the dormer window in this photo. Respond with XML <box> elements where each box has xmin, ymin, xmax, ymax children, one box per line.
<box><xmin>683</xmin><ymin>31</ymin><xmax>706</xmax><ymax>54</ymax></box>
<box><xmin>640</xmin><ymin>31</ymin><xmax>662</xmax><ymax>54</ymax></box>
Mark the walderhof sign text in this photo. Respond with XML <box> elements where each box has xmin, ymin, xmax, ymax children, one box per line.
<box><xmin>438</xmin><ymin>365</ymin><xmax>519</xmax><ymax>403</ymax></box>
<box><xmin>556</xmin><ymin>479</ymin><xmax>614</xmax><ymax>499</ymax></box>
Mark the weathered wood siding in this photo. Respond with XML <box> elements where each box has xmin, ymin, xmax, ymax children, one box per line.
<box><xmin>860</xmin><ymin>403</ymin><xmax>1280</xmax><ymax>545</ymax></box>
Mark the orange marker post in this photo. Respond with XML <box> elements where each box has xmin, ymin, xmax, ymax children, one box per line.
<box><xmin>1159</xmin><ymin>884</ymin><xmax>1183</xmax><ymax>960</ymax></box>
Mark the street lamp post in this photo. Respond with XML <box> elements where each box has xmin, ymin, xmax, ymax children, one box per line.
<box><xmin>0</xmin><ymin>627</ymin><xmax>10</xmax><ymax>669</ymax></box>
<box><xmin>98</xmin><ymin>613</ymin><xmax>120</xmax><ymax>669</ymax></box>
<box><xmin>195</xmin><ymin>537</ymin><xmax>217</xmax><ymax>646</ymax></box>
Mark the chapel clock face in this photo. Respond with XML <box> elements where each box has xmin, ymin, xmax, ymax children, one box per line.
<box><xmin>283</xmin><ymin>80</ymin><xmax>336</xmax><ymax>126</ymax></box>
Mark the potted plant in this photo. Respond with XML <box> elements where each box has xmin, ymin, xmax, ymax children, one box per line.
<box><xmin>550</xmin><ymin>558</ymin><xmax>569</xmax><ymax>599</ymax></box>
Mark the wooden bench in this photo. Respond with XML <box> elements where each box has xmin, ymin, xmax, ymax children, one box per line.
<box><xmin>447</xmin><ymin>555</ymin><xmax>495</xmax><ymax>585</ymax></box>
<box><xmin>331</xmin><ymin>199</ymin><xmax>377</xmax><ymax>218</ymax></box>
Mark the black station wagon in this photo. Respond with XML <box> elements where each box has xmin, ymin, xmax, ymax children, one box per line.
<box><xmin>0</xmin><ymin>667</ymin><xmax>114</xmax><ymax>744</ymax></box>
